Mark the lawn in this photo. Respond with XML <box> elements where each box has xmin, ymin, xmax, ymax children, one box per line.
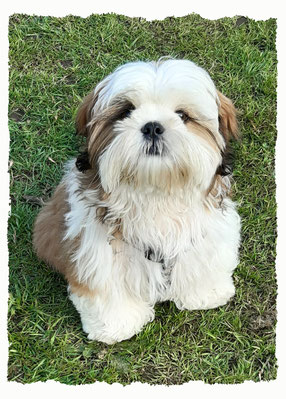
<box><xmin>8</xmin><ymin>13</ymin><xmax>277</xmax><ymax>385</ymax></box>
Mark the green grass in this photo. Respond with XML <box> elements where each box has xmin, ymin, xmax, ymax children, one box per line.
<box><xmin>8</xmin><ymin>13</ymin><xmax>277</xmax><ymax>385</ymax></box>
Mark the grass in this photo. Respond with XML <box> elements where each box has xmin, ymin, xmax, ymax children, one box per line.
<box><xmin>8</xmin><ymin>13</ymin><xmax>277</xmax><ymax>385</ymax></box>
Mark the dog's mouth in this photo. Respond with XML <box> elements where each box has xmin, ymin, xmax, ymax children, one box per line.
<box><xmin>144</xmin><ymin>138</ymin><xmax>164</xmax><ymax>156</ymax></box>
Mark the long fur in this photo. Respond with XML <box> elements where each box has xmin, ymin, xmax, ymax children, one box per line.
<box><xmin>33</xmin><ymin>59</ymin><xmax>241</xmax><ymax>344</ymax></box>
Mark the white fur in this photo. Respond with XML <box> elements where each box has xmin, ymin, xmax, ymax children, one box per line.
<box><xmin>62</xmin><ymin>60</ymin><xmax>241</xmax><ymax>344</ymax></box>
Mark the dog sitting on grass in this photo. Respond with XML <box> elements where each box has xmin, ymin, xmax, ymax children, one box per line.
<box><xmin>33</xmin><ymin>59</ymin><xmax>240</xmax><ymax>344</ymax></box>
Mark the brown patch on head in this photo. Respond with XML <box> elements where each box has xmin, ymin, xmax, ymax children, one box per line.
<box><xmin>87</xmin><ymin>112</ymin><xmax>116</xmax><ymax>169</ymax></box>
<box><xmin>75</xmin><ymin>77</ymin><xmax>114</xmax><ymax>172</ymax></box>
<box><xmin>75</xmin><ymin>87</ymin><xmax>104</xmax><ymax>172</ymax></box>
<box><xmin>75</xmin><ymin>118</ymin><xmax>115</xmax><ymax>195</ymax></box>
<box><xmin>76</xmin><ymin>89</ymin><xmax>101</xmax><ymax>137</ymax></box>
<box><xmin>204</xmin><ymin>91</ymin><xmax>240</xmax><ymax>203</ymax></box>
<box><xmin>185</xmin><ymin>119</ymin><xmax>221</xmax><ymax>152</ymax></box>
<box><xmin>217</xmin><ymin>91</ymin><xmax>239</xmax><ymax>143</ymax></box>
<box><xmin>75</xmin><ymin>96</ymin><xmax>137</xmax><ymax>213</ymax></box>
<box><xmin>86</xmin><ymin>98</ymin><xmax>135</xmax><ymax>166</ymax></box>
<box><xmin>74</xmin><ymin>82</ymin><xmax>115</xmax><ymax>195</ymax></box>
<box><xmin>75</xmin><ymin>85</ymin><xmax>134</xmax><ymax>175</ymax></box>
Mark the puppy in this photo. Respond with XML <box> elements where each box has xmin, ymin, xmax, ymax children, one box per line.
<box><xmin>33</xmin><ymin>59</ymin><xmax>241</xmax><ymax>344</ymax></box>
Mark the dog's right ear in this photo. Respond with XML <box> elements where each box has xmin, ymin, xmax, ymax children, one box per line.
<box><xmin>75</xmin><ymin>90</ymin><xmax>98</xmax><ymax>172</ymax></box>
<box><xmin>75</xmin><ymin>90</ymin><xmax>98</xmax><ymax>137</ymax></box>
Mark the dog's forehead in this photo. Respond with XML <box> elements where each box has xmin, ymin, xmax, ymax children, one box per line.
<box><xmin>98</xmin><ymin>60</ymin><xmax>218</xmax><ymax>115</ymax></box>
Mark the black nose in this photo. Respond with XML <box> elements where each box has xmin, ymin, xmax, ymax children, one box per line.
<box><xmin>141</xmin><ymin>121</ymin><xmax>165</xmax><ymax>137</ymax></box>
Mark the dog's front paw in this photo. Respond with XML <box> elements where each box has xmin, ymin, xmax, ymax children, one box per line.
<box><xmin>84</xmin><ymin>323</ymin><xmax>141</xmax><ymax>345</ymax></box>
<box><xmin>83</xmin><ymin>308</ymin><xmax>155</xmax><ymax>344</ymax></box>
<box><xmin>175</xmin><ymin>279</ymin><xmax>235</xmax><ymax>311</ymax></box>
<box><xmin>70</xmin><ymin>292</ymin><xmax>155</xmax><ymax>344</ymax></box>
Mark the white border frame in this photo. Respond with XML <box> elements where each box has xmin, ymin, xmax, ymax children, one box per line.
<box><xmin>1</xmin><ymin>1</ymin><xmax>284</xmax><ymax>397</ymax></box>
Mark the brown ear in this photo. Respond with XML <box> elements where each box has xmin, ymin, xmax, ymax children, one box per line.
<box><xmin>76</xmin><ymin>90</ymin><xmax>98</xmax><ymax>136</ymax></box>
<box><xmin>217</xmin><ymin>91</ymin><xmax>239</xmax><ymax>142</ymax></box>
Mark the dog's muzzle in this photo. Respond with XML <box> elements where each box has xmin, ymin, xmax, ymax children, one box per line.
<box><xmin>141</xmin><ymin>121</ymin><xmax>164</xmax><ymax>155</ymax></box>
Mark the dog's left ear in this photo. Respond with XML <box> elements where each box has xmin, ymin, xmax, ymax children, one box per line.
<box><xmin>217</xmin><ymin>91</ymin><xmax>239</xmax><ymax>143</ymax></box>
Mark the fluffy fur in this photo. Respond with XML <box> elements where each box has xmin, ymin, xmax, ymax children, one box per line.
<box><xmin>33</xmin><ymin>59</ymin><xmax>241</xmax><ymax>344</ymax></box>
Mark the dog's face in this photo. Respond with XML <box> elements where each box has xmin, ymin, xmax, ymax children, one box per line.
<box><xmin>76</xmin><ymin>60</ymin><xmax>238</xmax><ymax>193</ymax></box>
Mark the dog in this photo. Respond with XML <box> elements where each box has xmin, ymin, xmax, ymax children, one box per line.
<box><xmin>33</xmin><ymin>59</ymin><xmax>241</xmax><ymax>344</ymax></box>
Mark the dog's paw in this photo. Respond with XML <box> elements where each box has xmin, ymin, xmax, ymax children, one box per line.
<box><xmin>79</xmin><ymin>303</ymin><xmax>155</xmax><ymax>344</ymax></box>
<box><xmin>83</xmin><ymin>312</ymin><xmax>154</xmax><ymax>344</ymax></box>
<box><xmin>69</xmin><ymin>289</ymin><xmax>155</xmax><ymax>344</ymax></box>
<box><xmin>85</xmin><ymin>326</ymin><xmax>139</xmax><ymax>345</ymax></box>
<box><xmin>175</xmin><ymin>280</ymin><xmax>235</xmax><ymax>311</ymax></box>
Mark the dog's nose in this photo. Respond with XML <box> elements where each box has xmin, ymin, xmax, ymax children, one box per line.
<box><xmin>141</xmin><ymin>121</ymin><xmax>165</xmax><ymax>137</ymax></box>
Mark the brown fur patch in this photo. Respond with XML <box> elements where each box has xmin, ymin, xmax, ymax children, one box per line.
<box><xmin>85</xmin><ymin>98</ymin><xmax>134</xmax><ymax>167</ymax></box>
<box><xmin>206</xmin><ymin>174</ymin><xmax>232</xmax><ymax>208</ymax></box>
<box><xmin>205</xmin><ymin>91</ymin><xmax>239</xmax><ymax>205</ymax></box>
<box><xmin>33</xmin><ymin>182</ymin><xmax>95</xmax><ymax>296</ymax></box>
<box><xmin>186</xmin><ymin>119</ymin><xmax>221</xmax><ymax>151</ymax></box>
<box><xmin>33</xmin><ymin>183</ymin><xmax>71</xmax><ymax>275</ymax></box>
<box><xmin>75</xmin><ymin>97</ymin><xmax>138</xmax><ymax>221</ymax></box>
<box><xmin>87</xmin><ymin>116</ymin><xmax>116</xmax><ymax>169</ymax></box>
<box><xmin>76</xmin><ymin>93</ymin><xmax>134</xmax><ymax>186</ymax></box>
<box><xmin>76</xmin><ymin>90</ymin><xmax>100</xmax><ymax>137</ymax></box>
<box><xmin>217</xmin><ymin>91</ymin><xmax>239</xmax><ymax>142</ymax></box>
<box><xmin>68</xmin><ymin>274</ymin><xmax>97</xmax><ymax>298</ymax></box>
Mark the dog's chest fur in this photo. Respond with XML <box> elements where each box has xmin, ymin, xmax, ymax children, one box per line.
<box><xmin>104</xmin><ymin>184</ymin><xmax>207</xmax><ymax>262</ymax></box>
<box><xmin>64</xmin><ymin>165</ymin><xmax>234</xmax><ymax>299</ymax></box>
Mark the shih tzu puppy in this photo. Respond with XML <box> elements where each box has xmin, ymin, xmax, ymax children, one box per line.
<box><xmin>33</xmin><ymin>59</ymin><xmax>241</xmax><ymax>344</ymax></box>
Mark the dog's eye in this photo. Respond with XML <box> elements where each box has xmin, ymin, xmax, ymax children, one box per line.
<box><xmin>118</xmin><ymin>104</ymin><xmax>135</xmax><ymax>120</ymax></box>
<box><xmin>176</xmin><ymin>110</ymin><xmax>190</xmax><ymax>123</ymax></box>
